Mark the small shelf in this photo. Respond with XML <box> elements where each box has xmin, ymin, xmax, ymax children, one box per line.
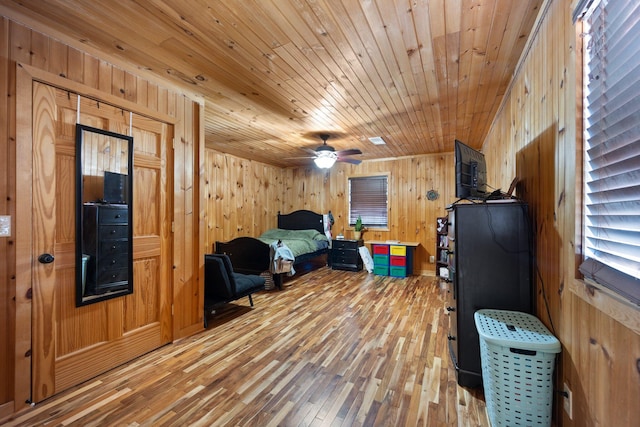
<box><xmin>436</xmin><ymin>217</ymin><xmax>449</xmax><ymax>278</ymax></box>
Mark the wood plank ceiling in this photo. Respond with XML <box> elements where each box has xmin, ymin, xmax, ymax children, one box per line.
<box><xmin>0</xmin><ymin>0</ymin><xmax>543</xmax><ymax>168</ymax></box>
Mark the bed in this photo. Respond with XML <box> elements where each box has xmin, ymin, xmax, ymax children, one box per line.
<box><xmin>214</xmin><ymin>210</ymin><xmax>330</xmax><ymax>288</ymax></box>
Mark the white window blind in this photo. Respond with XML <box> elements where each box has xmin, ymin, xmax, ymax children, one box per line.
<box><xmin>349</xmin><ymin>175</ymin><xmax>388</xmax><ymax>228</ymax></box>
<box><xmin>578</xmin><ymin>0</ymin><xmax>640</xmax><ymax>299</ymax></box>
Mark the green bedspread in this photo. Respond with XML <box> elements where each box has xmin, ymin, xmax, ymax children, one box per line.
<box><xmin>258</xmin><ymin>228</ymin><xmax>329</xmax><ymax>257</ymax></box>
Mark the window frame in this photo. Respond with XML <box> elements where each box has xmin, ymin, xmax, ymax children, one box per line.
<box><xmin>347</xmin><ymin>173</ymin><xmax>390</xmax><ymax>231</ymax></box>
<box><xmin>570</xmin><ymin>0</ymin><xmax>640</xmax><ymax>334</ymax></box>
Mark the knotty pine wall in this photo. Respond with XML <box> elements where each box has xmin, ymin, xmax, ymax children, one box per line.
<box><xmin>482</xmin><ymin>0</ymin><xmax>640</xmax><ymax>425</ymax></box>
<box><xmin>205</xmin><ymin>150</ymin><xmax>455</xmax><ymax>276</ymax></box>
<box><xmin>0</xmin><ymin>17</ymin><xmax>205</xmax><ymax>418</ymax></box>
<box><xmin>204</xmin><ymin>150</ymin><xmax>285</xmax><ymax>247</ymax></box>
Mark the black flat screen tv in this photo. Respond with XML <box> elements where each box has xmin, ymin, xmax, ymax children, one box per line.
<box><xmin>103</xmin><ymin>171</ymin><xmax>129</xmax><ymax>204</ymax></box>
<box><xmin>455</xmin><ymin>139</ymin><xmax>487</xmax><ymax>199</ymax></box>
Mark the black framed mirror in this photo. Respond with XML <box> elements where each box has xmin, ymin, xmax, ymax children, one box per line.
<box><xmin>76</xmin><ymin>124</ymin><xmax>134</xmax><ymax>306</ymax></box>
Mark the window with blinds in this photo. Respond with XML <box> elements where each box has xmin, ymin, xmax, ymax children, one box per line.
<box><xmin>348</xmin><ymin>175</ymin><xmax>388</xmax><ymax>228</ymax></box>
<box><xmin>575</xmin><ymin>0</ymin><xmax>640</xmax><ymax>303</ymax></box>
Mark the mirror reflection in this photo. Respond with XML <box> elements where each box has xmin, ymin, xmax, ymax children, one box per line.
<box><xmin>76</xmin><ymin>124</ymin><xmax>134</xmax><ymax>306</ymax></box>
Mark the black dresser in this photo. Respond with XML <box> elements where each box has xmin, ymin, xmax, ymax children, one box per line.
<box><xmin>446</xmin><ymin>201</ymin><xmax>533</xmax><ymax>388</ymax></box>
<box><xmin>331</xmin><ymin>239</ymin><xmax>363</xmax><ymax>271</ymax></box>
<box><xmin>83</xmin><ymin>204</ymin><xmax>130</xmax><ymax>295</ymax></box>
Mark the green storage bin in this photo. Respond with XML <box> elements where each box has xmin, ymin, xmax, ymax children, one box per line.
<box><xmin>373</xmin><ymin>254</ymin><xmax>389</xmax><ymax>265</ymax></box>
<box><xmin>390</xmin><ymin>266</ymin><xmax>406</xmax><ymax>277</ymax></box>
<box><xmin>373</xmin><ymin>265</ymin><xmax>389</xmax><ymax>275</ymax></box>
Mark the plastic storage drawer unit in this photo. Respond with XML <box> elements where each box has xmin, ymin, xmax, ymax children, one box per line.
<box><xmin>474</xmin><ymin>309</ymin><xmax>560</xmax><ymax>427</ymax></box>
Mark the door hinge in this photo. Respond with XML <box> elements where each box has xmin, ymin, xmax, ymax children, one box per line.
<box><xmin>171</xmin><ymin>304</ymin><xmax>174</xmax><ymax>316</ymax></box>
<box><xmin>172</xmin><ymin>138</ymin><xmax>175</xmax><ymax>149</ymax></box>
<box><xmin>171</xmin><ymin>221</ymin><xmax>175</xmax><ymax>232</ymax></box>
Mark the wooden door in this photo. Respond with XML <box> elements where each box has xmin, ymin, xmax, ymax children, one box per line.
<box><xmin>31</xmin><ymin>81</ymin><xmax>172</xmax><ymax>402</ymax></box>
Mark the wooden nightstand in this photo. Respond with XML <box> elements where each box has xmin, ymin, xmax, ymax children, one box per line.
<box><xmin>331</xmin><ymin>239</ymin><xmax>363</xmax><ymax>271</ymax></box>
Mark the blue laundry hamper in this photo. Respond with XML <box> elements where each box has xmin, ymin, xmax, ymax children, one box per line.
<box><xmin>474</xmin><ymin>309</ymin><xmax>561</xmax><ymax>426</ymax></box>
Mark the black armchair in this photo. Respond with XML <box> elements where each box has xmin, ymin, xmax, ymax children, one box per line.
<box><xmin>204</xmin><ymin>253</ymin><xmax>266</xmax><ymax>327</ymax></box>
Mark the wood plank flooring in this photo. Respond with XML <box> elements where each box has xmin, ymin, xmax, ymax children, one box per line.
<box><xmin>5</xmin><ymin>266</ymin><xmax>489</xmax><ymax>426</ymax></box>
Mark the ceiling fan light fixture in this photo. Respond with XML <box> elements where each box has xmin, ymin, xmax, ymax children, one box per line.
<box><xmin>314</xmin><ymin>151</ymin><xmax>337</xmax><ymax>168</ymax></box>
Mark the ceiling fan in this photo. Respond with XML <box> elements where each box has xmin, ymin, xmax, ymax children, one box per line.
<box><xmin>299</xmin><ymin>134</ymin><xmax>363</xmax><ymax>169</ymax></box>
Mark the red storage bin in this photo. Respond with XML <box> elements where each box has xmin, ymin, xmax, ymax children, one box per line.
<box><xmin>390</xmin><ymin>256</ymin><xmax>406</xmax><ymax>266</ymax></box>
<box><xmin>373</xmin><ymin>244</ymin><xmax>389</xmax><ymax>255</ymax></box>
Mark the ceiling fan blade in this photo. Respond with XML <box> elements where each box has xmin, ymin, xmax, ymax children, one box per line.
<box><xmin>337</xmin><ymin>157</ymin><xmax>362</xmax><ymax>165</ymax></box>
<box><xmin>285</xmin><ymin>155</ymin><xmax>317</xmax><ymax>160</ymax></box>
<box><xmin>304</xmin><ymin>148</ymin><xmax>319</xmax><ymax>155</ymax></box>
<box><xmin>336</xmin><ymin>148</ymin><xmax>362</xmax><ymax>156</ymax></box>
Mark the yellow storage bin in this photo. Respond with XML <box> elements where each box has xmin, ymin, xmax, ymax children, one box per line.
<box><xmin>390</xmin><ymin>245</ymin><xmax>406</xmax><ymax>256</ymax></box>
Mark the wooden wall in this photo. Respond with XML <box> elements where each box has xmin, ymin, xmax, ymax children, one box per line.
<box><xmin>0</xmin><ymin>17</ymin><xmax>204</xmax><ymax>418</ymax></box>
<box><xmin>283</xmin><ymin>155</ymin><xmax>456</xmax><ymax>275</ymax></box>
<box><xmin>0</xmin><ymin>16</ymin><xmax>14</xmax><ymax>419</ymax></box>
<box><xmin>204</xmin><ymin>150</ymin><xmax>285</xmax><ymax>250</ymax></box>
<box><xmin>482</xmin><ymin>0</ymin><xmax>640</xmax><ymax>425</ymax></box>
<box><xmin>205</xmin><ymin>150</ymin><xmax>455</xmax><ymax>276</ymax></box>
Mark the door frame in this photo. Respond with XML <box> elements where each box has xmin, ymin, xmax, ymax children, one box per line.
<box><xmin>15</xmin><ymin>63</ymin><xmax>178</xmax><ymax>408</ymax></box>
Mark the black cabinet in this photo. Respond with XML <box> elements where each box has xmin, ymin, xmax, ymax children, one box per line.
<box><xmin>83</xmin><ymin>204</ymin><xmax>130</xmax><ymax>295</ymax></box>
<box><xmin>331</xmin><ymin>239</ymin><xmax>363</xmax><ymax>271</ymax></box>
<box><xmin>446</xmin><ymin>201</ymin><xmax>533</xmax><ymax>388</ymax></box>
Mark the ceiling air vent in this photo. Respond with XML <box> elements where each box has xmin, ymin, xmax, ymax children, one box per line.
<box><xmin>368</xmin><ymin>136</ymin><xmax>386</xmax><ymax>145</ymax></box>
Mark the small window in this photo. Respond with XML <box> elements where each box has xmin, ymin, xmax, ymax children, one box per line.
<box><xmin>348</xmin><ymin>175</ymin><xmax>389</xmax><ymax>228</ymax></box>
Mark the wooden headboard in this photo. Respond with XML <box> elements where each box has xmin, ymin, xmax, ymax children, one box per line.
<box><xmin>277</xmin><ymin>210</ymin><xmax>325</xmax><ymax>233</ymax></box>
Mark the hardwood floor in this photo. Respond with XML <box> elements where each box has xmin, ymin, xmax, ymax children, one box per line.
<box><xmin>5</xmin><ymin>267</ymin><xmax>489</xmax><ymax>426</ymax></box>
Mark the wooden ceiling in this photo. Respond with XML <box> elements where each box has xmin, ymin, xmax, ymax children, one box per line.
<box><xmin>1</xmin><ymin>0</ymin><xmax>543</xmax><ymax>168</ymax></box>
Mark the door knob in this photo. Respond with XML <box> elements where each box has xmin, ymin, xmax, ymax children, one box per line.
<box><xmin>38</xmin><ymin>253</ymin><xmax>55</xmax><ymax>264</ymax></box>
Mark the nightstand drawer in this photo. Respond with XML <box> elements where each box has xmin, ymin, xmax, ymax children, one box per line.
<box><xmin>332</xmin><ymin>239</ymin><xmax>361</xmax><ymax>250</ymax></box>
<box><xmin>332</xmin><ymin>248</ymin><xmax>358</xmax><ymax>257</ymax></box>
<box><xmin>332</xmin><ymin>253</ymin><xmax>357</xmax><ymax>265</ymax></box>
